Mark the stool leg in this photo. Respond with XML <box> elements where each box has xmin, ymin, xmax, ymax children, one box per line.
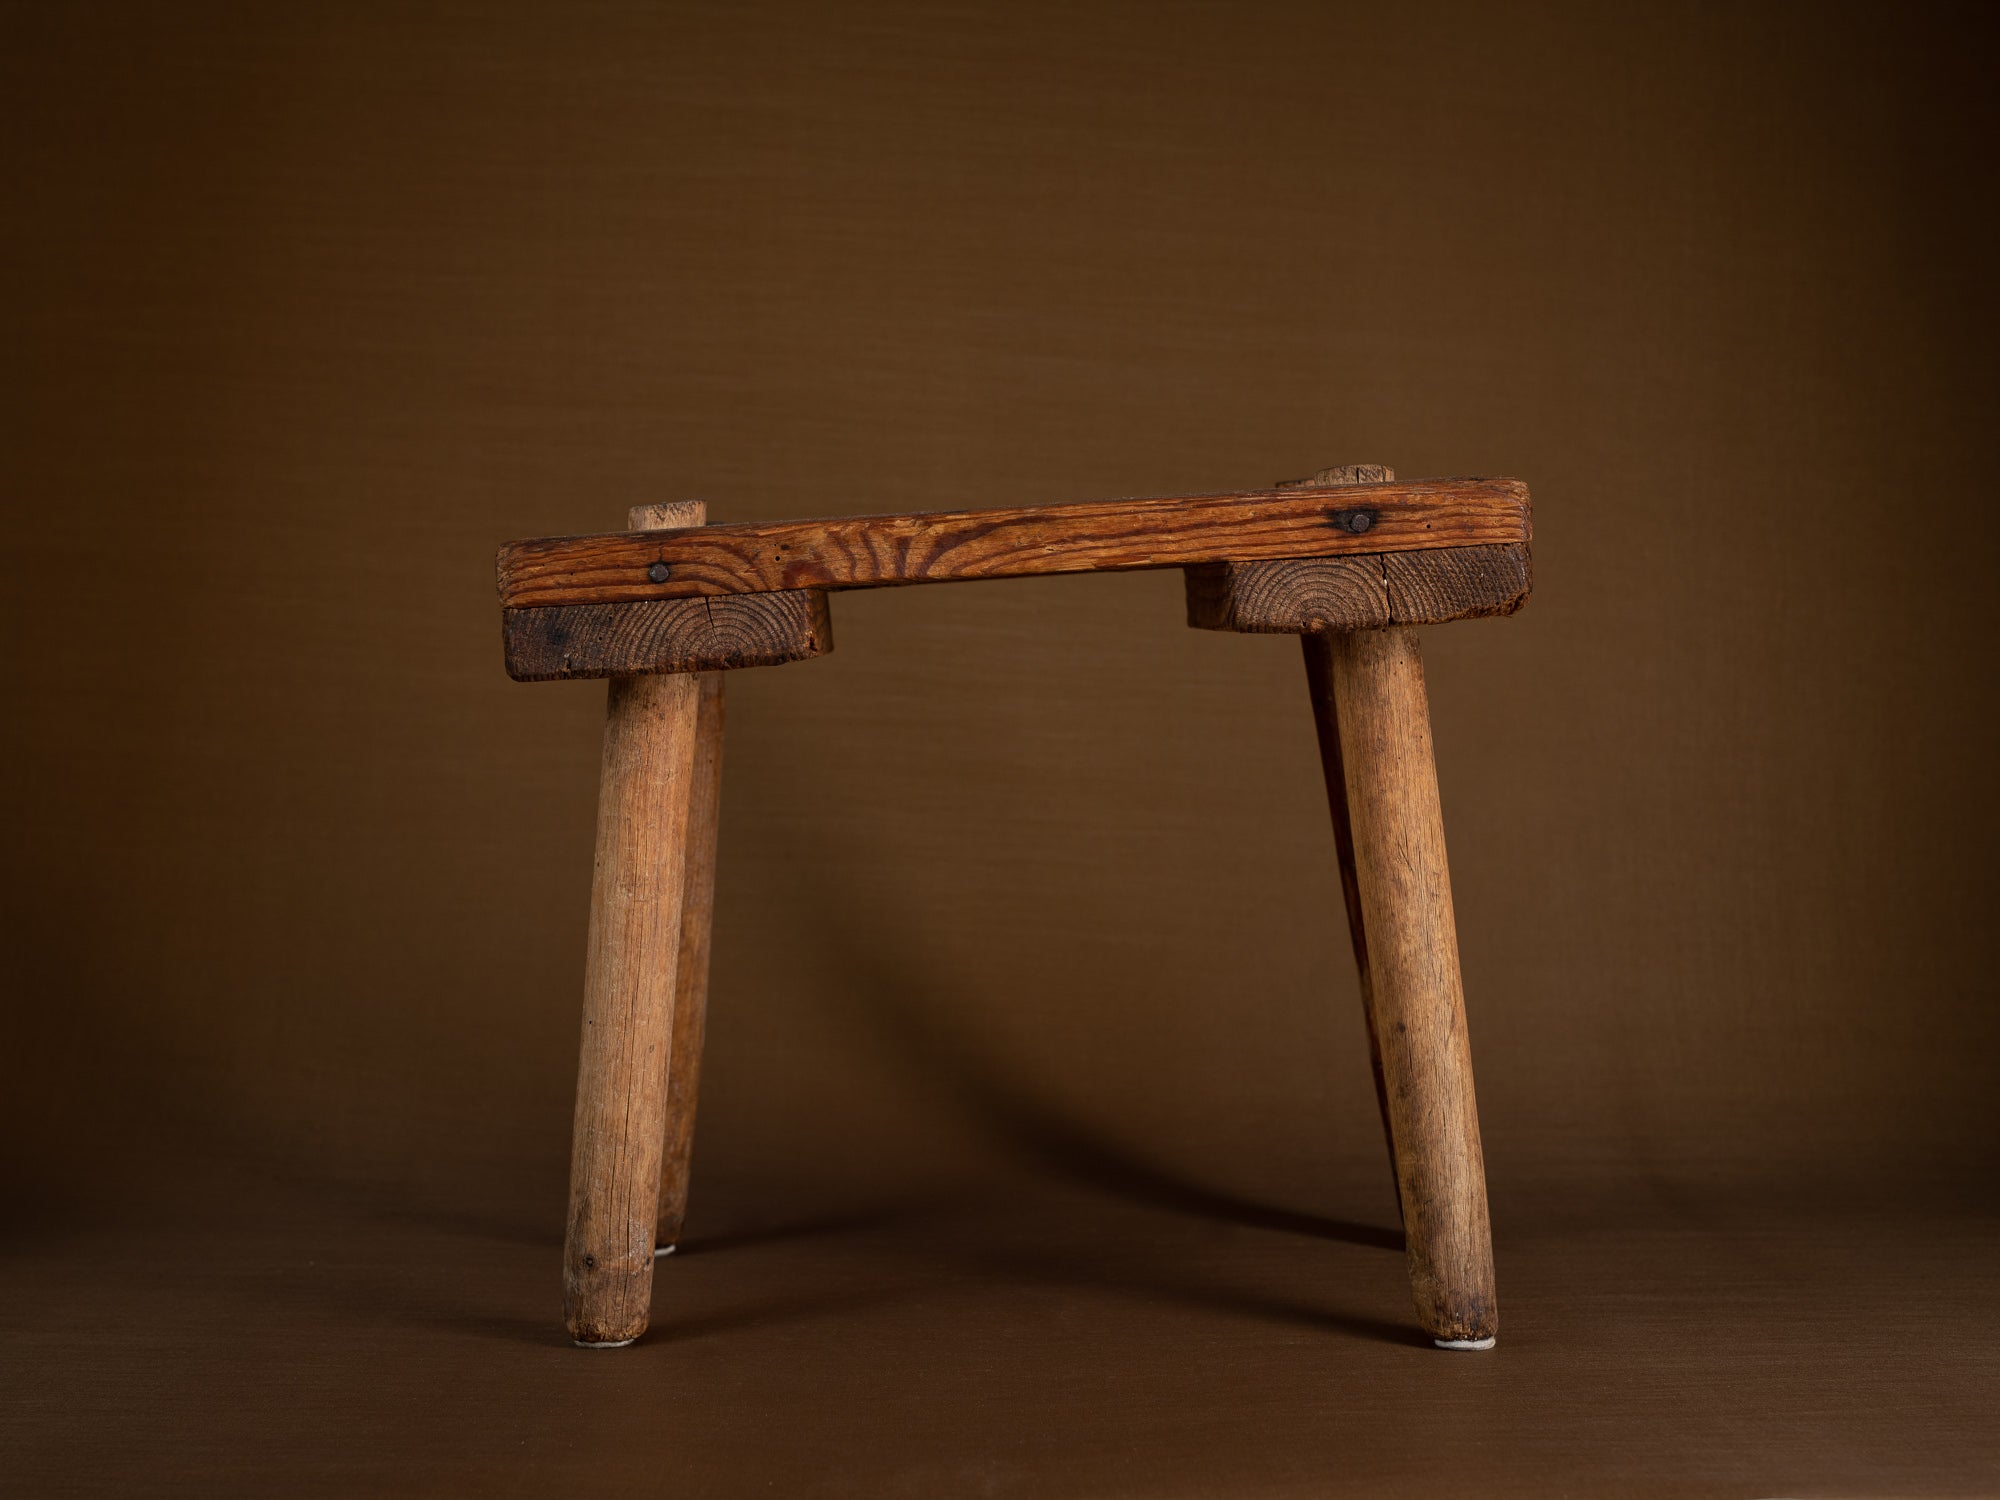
<box><xmin>564</xmin><ymin>671</ymin><xmax>702</xmax><ymax>1346</ymax></box>
<box><xmin>655</xmin><ymin>671</ymin><xmax>724</xmax><ymax>1254</ymax></box>
<box><xmin>1319</xmin><ymin>625</ymin><xmax>1497</xmax><ymax>1349</ymax></box>
<box><xmin>1300</xmin><ymin>634</ymin><xmax>1400</xmax><ymax>1198</ymax></box>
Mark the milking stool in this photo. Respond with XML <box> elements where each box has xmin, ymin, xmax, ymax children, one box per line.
<box><xmin>495</xmin><ymin>461</ymin><xmax>1530</xmax><ymax>1349</ymax></box>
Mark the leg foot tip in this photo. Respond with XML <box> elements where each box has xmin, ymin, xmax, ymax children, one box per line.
<box><xmin>653</xmin><ymin>1243</ymin><xmax>677</xmax><ymax>1258</ymax></box>
<box><xmin>574</xmin><ymin>1337</ymin><xmax>638</xmax><ymax>1349</ymax></box>
<box><xmin>1433</xmin><ymin>1336</ymin><xmax>1496</xmax><ymax>1351</ymax></box>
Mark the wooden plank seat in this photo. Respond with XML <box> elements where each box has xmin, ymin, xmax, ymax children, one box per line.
<box><xmin>497</xmin><ymin>472</ymin><xmax>1529</xmax><ymax>679</ymax></box>
<box><xmin>496</xmin><ymin>465</ymin><xmax>1529</xmax><ymax>1351</ymax></box>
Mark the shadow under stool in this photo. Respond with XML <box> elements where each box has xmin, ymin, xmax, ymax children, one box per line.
<box><xmin>494</xmin><ymin>462</ymin><xmax>1532</xmax><ymax>1350</ymax></box>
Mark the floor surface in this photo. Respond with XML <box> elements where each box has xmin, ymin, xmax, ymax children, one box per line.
<box><xmin>5</xmin><ymin>1163</ymin><xmax>1995</xmax><ymax>1497</ymax></box>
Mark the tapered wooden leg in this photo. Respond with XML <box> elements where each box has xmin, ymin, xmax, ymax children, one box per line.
<box><xmin>1320</xmin><ymin>625</ymin><xmax>1497</xmax><ymax>1349</ymax></box>
<box><xmin>1300</xmin><ymin>634</ymin><xmax>1399</xmax><ymax>1196</ymax></box>
<box><xmin>655</xmin><ymin>671</ymin><xmax>724</xmax><ymax>1253</ymax></box>
<box><xmin>564</xmin><ymin>670</ymin><xmax>702</xmax><ymax>1345</ymax></box>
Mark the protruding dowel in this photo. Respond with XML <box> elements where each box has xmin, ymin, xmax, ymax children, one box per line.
<box><xmin>562</xmin><ymin>501</ymin><xmax>707</xmax><ymax>1347</ymax></box>
<box><xmin>656</xmin><ymin>669</ymin><xmax>723</xmax><ymax>1252</ymax></box>
<box><xmin>1323</xmin><ymin>625</ymin><xmax>1497</xmax><ymax>1348</ymax></box>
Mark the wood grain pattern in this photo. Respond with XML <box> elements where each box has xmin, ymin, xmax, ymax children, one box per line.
<box><xmin>564</xmin><ymin>669</ymin><xmax>699</xmax><ymax>1346</ymax></box>
<box><xmin>496</xmin><ymin>477</ymin><xmax>1529</xmax><ymax>607</ymax></box>
<box><xmin>656</xmin><ymin>670</ymin><xmax>723</xmax><ymax>1251</ymax></box>
<box><xmin>563</xmin><ymin>500</ymin><xmax>708</xmax><ymax>1347</ymax></box>
<box><xmin>1186</xmin><ymin>465</ymin><xmax>1529</xmax><ymax>632</ymax></box>
<box><xmin>1187</xmin><ymin>554</ymin><xmax>1386</xmax><ymax>633</ymax></box>
<box><xmin>1385</xmin><ymin>543</ymin><xmax>1531</xmax><ymax>626</ymax></box>
<box><xmin>1328</xmin><ymin>626</ymin><xmax>1497</xmax><ymax>1346</ymax></box>
<box><xmin>501</xmin><ymin>590</ymin><xmax>833</xmax><ymax>680</ymax></box>
<box><xmin>1184</xmin><ymin>544</ymin><xmax>1530</xmax><ymax>633</ymax></box>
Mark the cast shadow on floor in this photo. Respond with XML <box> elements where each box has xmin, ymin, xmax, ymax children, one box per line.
<box><xmin>807</xmin><ymin>885</ymin><xmax>1403</xmax><ymax>1255</ymax></box>
<box><xmin>518</xmin><ymin>885</ymin><xmax>1421</xmax><ymax>1352</ymax></box>
<box><xmin>414</xmin><ymin>866</ymin><xmax>1414</xmax><ymax>1349</ymax></box>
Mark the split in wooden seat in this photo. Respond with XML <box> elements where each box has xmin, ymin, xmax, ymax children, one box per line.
<box><xmin>496</xmin><ymin>464</ymin><xmax>1529</xmax><ymax>1350</ymax></box>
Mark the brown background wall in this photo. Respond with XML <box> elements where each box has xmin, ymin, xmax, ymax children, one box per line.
<box><xmin>5</xmin><ymin>0</ymin><xmax>1995</xmax><ymax>1239</ymax></box>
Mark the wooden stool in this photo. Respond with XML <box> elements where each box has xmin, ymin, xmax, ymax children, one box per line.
<box><xmin>496</xmin><ymin>463</ymin><xmax>1531</xmax><ymax>1350</ymax></box>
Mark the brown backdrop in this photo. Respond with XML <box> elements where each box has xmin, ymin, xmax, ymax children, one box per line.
<box><xmin>5</xmin><ymin>2</ymin><xmax>1996</xmax><ymax>1494</ymax></box>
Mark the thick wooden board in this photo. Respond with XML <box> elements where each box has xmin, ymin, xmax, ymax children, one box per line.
<box><xmin>1184</xmin><ymin>543</ymin><xmax>1530</xmax><ymax>634</ymax></box>
<box><xmin>496</xmin><ymin>477</ymin><xmax>1530</xmax><ymax>607</ymax></box>
<box><xmin>502</xmin><ymin>590</ymin><xmax>833</xmax><ymax>681</ymax></box>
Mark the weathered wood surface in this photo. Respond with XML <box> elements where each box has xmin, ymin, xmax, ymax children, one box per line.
<box><xmin>563</xmin><ymin>500</ymin><xmax>707</xmax><ymax>1347</ymax></box>
<box><xmin>1280</xmin><ymin>462</ymin><xmax>1397</xmax><ymax>490</ymax></box>
<box><xmin>656</xmin><ymin>669</ymin><xmax>724</xmax><ymax>1252</ymax></box>
<box><xmin>1327</xmin><ymin>625</ymin><xmax>1497</xmax><ymax>1347</ymax></box>
<box><xmin>564</xmin><ymin>669</ymin><xmax>699</xmax><ymax>1345</ymax></box>
<box><xmin>502</xmin><ymin>590</ymin><xmax>833</xmax><ymax>680</ymax></box>
<box><xmin>1185</xmin><ymin>544</ymin><xmax>1529</xmax><ymax>633</ymax></box>
<box><xmin>496</xmin><ymin>477</ymin><xmax>1530</xmax><ymax>608</ymax></box>
<box><xmin>1186</xmin><ymin>458</ymin><xmax>1529</xmax><ymax>632</ymax></box>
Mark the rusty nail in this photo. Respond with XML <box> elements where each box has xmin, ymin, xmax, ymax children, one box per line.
<box><xmin>647</xmin><ymin>562</ymin><xmax>671</xmax><ymax>583</ymax></box>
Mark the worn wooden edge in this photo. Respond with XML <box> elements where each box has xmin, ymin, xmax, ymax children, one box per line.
<box><xmin>496</xmin><ymin>477</ymin><xmax>1530</xmax><ymax>607</ymax></box>
<box><xmin>503</xmin><ymin>589</ymin><xmax>833</xmax><ymax>681</ymax></box>
<box><xmin>1185</xmin><ymin>543</ymin><xmax>1531</xmax><ymax>634</ymax></box>
<box><xmin>1277</xmin><ymin>462</ymin><xmax>1395</xmax><ymax>489</ymax></box>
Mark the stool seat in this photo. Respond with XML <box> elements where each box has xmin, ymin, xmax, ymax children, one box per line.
<box><xmin>498</xmin><ymin>474</ymin><xmax>1527</xmax><ymax>681</ymax></box>
<box><xmin>496</xmin><ymin>463</ymin><xmax>1530</xmax><ymax>1351</ymax></box>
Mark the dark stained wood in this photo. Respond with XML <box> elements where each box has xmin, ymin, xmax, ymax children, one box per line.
<box><xmin>656</xmin><ymin>670</ymin><xmax>723</xmax><ymax>1252</ymax></box>
<box><xmin>502</xmin><ymin>590</ymin><xmax>833</xmax><ymax>681</ymax></box>
<box><xmin>496</xmin><ymin>477</ymin><xmax>1530</xmax><ymax>607</ymax></box>
<box><xmin>1385</xmin><ymin>543</ymin><xmax>1531</xmax><ymax>625</ymax></box>
<box><xmin>1184</xmin><ymin>544</ymin><xmax>1530</xmax><ymax>633</ymax></box>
